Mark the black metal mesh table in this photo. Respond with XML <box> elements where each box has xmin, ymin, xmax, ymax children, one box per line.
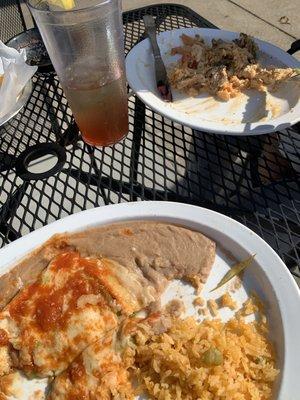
<box><xmin>0</xmin><ymin>0</ymin><xmax>26</xmax><ymax>43</ymax></box>
<box><xmin>0</xmin><ymin>3</ymin><xmax>299</xmax><ymax>278</ymax></box>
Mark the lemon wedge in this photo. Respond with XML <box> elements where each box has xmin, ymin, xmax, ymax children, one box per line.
<box><xmin>48</xmin><ymin>0</ymin><xmax>75</xmax><ymax>10</ymax></box>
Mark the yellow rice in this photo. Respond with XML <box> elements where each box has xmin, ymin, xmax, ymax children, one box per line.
<box><xmin>193</xmin><ymin>297</ymin><xmax>206</xmax><ymax>307</ymax></box>
<box><xmin>207</xmin><ymin>299</ymin><xmax>219</xmax><ymax>317</ymax></box>
<box><xmin>131</xmin><ymin>317</ymin><xmax>278</xmax><ymax>400</ymax></box>
<box><xmin>219</xmin><ymin>293</ymin><xmax>237</xmax><ymax>310</ymax></box>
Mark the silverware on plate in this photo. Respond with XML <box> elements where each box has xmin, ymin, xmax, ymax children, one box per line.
<box><xmin>143</xmin><ymin>15</ymin><xmax>173</xmax><ymax>102</ymax></box>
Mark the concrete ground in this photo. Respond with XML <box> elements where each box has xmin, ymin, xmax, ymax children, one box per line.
<box><xmin>21</xmin><ymin>0</ymin><xmax>300</xmax><ymax>55</ymax></box>
<box><xmin>123</xmin><ymin>0</ymin><xmax>300</xmax><ymax>58</ymax></box>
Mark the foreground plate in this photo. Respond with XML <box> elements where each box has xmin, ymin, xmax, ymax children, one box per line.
<box><xmin>0</xmin><ymin>202</ymin><xmax>299</xmax><ymax>399</ymax></box>
<box><xmin>126</xmin><ymin>28</ymin><xmax>300</xmax><ymax>135</ymax></box>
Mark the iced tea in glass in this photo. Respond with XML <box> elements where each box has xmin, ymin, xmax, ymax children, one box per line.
<box><xmin>28</xmin><ymin>0</ymin><xmax>128</xmax><ymax>147</ymax></box>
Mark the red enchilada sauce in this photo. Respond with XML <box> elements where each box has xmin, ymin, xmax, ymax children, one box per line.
<box><xmin>68</xmin><ymin>356</ymin><xmax>85</xmax><ymax>383</ymax></box>
<box><xmin>0</xmin><ymin>329</ymin><xmax>8</xmax><ymax>346</ymax></box>
<box><xmin>8</xmin><ymin>252</ymin><xmax>111</xmax><ymax>332</ymax></box>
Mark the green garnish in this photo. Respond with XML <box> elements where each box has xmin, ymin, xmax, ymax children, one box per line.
<box><xmin>41</xmin><ymin>274</ymin><xmax>50</xmax><ymax>284</ymax></box>
<box><xmin>294</xmin><ymin>68</ymin><xmax>300</xmax><ymax>75</ymax></box>
<box><xmin>26</xmin><ymin>372</ymin><xmax>39</xmax><ymax>380</ymax></box>
<box><xmin>202</xmin><ymin>347</ymin><xmax>223</xmax><ymax>366</ymax></box>
<box><xmin>210</xmin><ymin>254</ymin><xmax>256</xmax><ymax>292</ymax></box>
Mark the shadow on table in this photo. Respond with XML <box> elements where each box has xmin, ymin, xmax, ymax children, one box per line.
<box><xmin>175</xmin><ymin>125</ymin><xmax>300</xmax><ymax>272</ymax></box>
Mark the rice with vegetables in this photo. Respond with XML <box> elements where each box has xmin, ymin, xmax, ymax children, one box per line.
<box><xmin>130</xmin><ymin>316</ymin><xmax>278</xmax><ymax>400</ymax></box>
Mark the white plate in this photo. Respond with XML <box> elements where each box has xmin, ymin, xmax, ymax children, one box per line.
<box><xmin>0</xmin><ymin>80</ymin><xmax>32</xmax><ymax>128</ymax></box>
<box><xmin>126</xmin><ymin>28</ymin><xmax>300</xmax><ymax>135</ymax></box>
<box><xmin>0</xmin><ymin>202</ymin><xmax>299</xmax><ymax>399</ymax></box>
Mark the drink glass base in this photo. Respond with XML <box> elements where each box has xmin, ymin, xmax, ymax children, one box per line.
<box><xmin>81</xmin><ymin>131</ymin><xmax>128</xmax><ymax>148</ymax></box>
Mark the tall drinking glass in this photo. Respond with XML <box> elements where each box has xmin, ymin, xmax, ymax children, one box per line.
<box><xmin>28</xmin><ymin>0</ymin><xmax>128</xmax><ymax>147</ymax></box>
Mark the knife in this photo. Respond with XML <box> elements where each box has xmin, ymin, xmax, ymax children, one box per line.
<box><xmin>143</xmin><ymin>15</ymin><xmax>173</xmax><ymax>102</ymax></box>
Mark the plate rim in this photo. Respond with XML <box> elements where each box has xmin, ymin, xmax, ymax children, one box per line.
<box><xmin>0</xmin><ymin>201</ymin><xmax>299</xmax><ymax>398</ymax></box>
<box><xmin>126</xmin><ymin>27</ymin><xmax>300</xmax><ymax>136</ymax></box>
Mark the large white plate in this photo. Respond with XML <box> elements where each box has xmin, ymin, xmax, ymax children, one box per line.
<box><xmin>126</xmin><ymin>28</ymin><xmax>300</xmax><ymax>135</ymax></box>
<box><xmin>0</xmin><ymin>202</ymin><xmax>299</xmax><ymax>399</ymax></box>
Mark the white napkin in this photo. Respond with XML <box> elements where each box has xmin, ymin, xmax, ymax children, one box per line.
<box><xmin>0</xmin><ymin>41</ymin><xmax>37</xmax><ymax>118</ymax></box>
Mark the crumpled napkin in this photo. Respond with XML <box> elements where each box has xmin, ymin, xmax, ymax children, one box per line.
<box><xmin>0</xmin><ymin>41</ymin><xmax>37</xmax><ymax>118</ymax></box>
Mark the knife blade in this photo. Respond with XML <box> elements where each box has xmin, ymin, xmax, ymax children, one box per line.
<box><xmin>143</xmin><ymin>15</ymin><xmax>173</xmax><ymax>102</ymax></box>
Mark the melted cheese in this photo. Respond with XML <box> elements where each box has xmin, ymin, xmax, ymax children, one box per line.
<box><xmin>49</xmin><ymin>330</ymin><xmax>134</xmax><ymax>400</ymax></box>
<box><xmin>49</xmin><ymin>315</ymin><xmax>166</xmax><ymax>399</ymax></box>
<box><xmin>0</xmin><ymin>253</ymin><xmax>146</xmax><ymax>377</ymax></box>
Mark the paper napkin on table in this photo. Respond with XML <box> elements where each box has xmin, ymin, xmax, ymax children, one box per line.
<box><xmin>0</xmin><ymin>41</ymin><xmax>37</xmax><ymax>118</ymax></box>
